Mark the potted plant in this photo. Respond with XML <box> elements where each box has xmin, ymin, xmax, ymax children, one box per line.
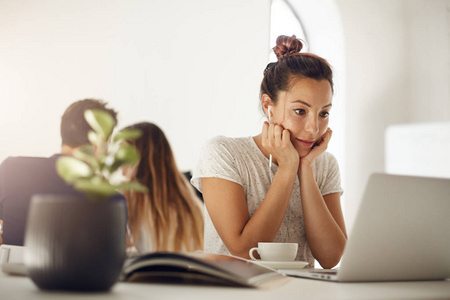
<box><xmin>24</xmin><ymin>109</ymin><xmax>146</xmax><ymax>291</ymax></box>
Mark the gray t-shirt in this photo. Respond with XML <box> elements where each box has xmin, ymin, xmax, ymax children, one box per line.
<box><xmin>191</xmin><ymin>136</ymin><xmax>343</xmax><ymax>267</ymax></box>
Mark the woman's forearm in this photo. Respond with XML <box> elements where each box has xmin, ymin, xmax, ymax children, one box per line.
<box><xmin>299</xmin><ymin>164</ymin><xmax>347</xmax><ymax>268</ymax></box>
<box><xmin>240</xmin><ymin>166</ymin><xmax>297</xmax><ymax>241</ymax></box>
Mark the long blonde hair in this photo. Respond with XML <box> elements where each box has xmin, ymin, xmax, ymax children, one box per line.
<box><xmin>123</xmin><ymin>122</ymin><xmax>204</xmax><ymax>252</ymax></box>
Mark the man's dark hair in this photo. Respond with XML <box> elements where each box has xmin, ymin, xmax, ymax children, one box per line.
<box><xmin>60</xmin><ymin>99</ymin><xmax>118</xmax><ymax>147</ymax></box>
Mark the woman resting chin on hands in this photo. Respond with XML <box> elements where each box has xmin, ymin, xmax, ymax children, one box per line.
<box><xmin>191</xmin><ymin>35</ymin><xmax>347</xmax><ymax>269</ymax></box>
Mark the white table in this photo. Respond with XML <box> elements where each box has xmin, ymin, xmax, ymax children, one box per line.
<box><xmin>1</xmin><ymin>272</ymin><xmax>450</xmax><ymax>300</ymax></box>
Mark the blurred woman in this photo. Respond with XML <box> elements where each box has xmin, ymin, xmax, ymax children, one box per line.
<box><xmin>122</xmin><ymin>122</ymin><xmax>204</xmax><ymax>253</ymax></box>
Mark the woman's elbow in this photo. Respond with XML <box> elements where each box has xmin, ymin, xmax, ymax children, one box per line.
<box><xmin>317</xmin><ymin>243</ymin><xmax>346</xmax><ymax>269</ymax></box>
<box><xmin>318</xmin><ymin>256</ymin><xmax>341</xmax><ymax>269</ymax></box>
<box><xmin>224</xmin><ymin>239</ymin><xmax>253</xmax><ymax>259</ymax></box>
<box><xmin>227</xmin><ymin>245</ymin><xmax>252</xmax><ymax>259</ymax></box>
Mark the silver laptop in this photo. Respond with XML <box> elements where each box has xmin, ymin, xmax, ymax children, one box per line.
<box><xmin>285</xmin><ymin>173</ymin><xmax>450</xmax><ymax>282</ymax></box>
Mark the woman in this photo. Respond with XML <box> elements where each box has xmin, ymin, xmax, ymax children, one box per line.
<box><xmin>192</xmin><ymin>35</ymin><xmax>347</xmax><ymax>269</ymax></box>
<box><xmin>123</xmin><ymin>122</ymin><xmax>204</xmax><ymax>253</ymax></box>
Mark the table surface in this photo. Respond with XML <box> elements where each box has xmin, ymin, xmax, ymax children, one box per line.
<box><xmin>1</xmin><ymin>272</ymin><xmax>450</xmax><ymax>300</ymax></box>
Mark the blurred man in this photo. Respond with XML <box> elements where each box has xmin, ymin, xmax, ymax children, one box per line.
<box><xmin>0</xmin><ymin>99</ymin><xmax>118</xmax><ymax>246</ymax></box>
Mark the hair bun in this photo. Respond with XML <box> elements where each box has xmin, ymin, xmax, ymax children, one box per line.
<box><xmin>273</xmin><ymin>35</ymin><xmax>303</xmax><ymax>60</ymax></box>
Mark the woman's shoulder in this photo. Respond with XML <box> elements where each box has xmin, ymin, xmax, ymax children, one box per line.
<box><xmin>312</xmin><ymin>151</ymin><xmax>340</xmax><ymax>178</ymax></box>
<box><xmin>193</xmin><ymin>136</ymin><xmax>254</xmax><ymax>190</ymax></box>
<box><xmin>206</xmin><ymin>135</ymin><xmax>232</xmax><ymax>145</ymax></box>
<box><xmin>315</xmin><ymin>151</ymin><xmax>339</xmax><ymax>165</ymax></box>
<box><xmin>206</xmin><ymin>135</ymin><xmax>252</xmax><ymax>144</ymax></box>
<box><xmin>198</xmin><ymin>136</ymin><xmax>257</xmax><ymax>170</ymax></box>
<box><xmin>204</xmin><ymin>136</ymin><xmax>254</xmax><ymax>151</ymax></box>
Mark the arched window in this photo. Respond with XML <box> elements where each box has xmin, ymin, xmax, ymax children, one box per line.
<box><xmin>269</xmin><ymin>0</ymin><xmax>308</xmax><ymax>62</ymax></box>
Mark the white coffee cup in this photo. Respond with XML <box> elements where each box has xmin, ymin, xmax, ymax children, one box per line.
<box><xmin>249</xmin><ymin>242</ymin><xmax>298</xmax><ymax>262</ymax></box>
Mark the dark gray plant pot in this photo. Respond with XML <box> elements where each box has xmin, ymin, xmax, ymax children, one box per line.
<box><xmin>24</xmin><ymin>194</ymin><xmax>126</xmax><ymax>291</ymax></box>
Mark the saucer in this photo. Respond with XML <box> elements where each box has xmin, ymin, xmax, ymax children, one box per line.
<box><xmin>252</xmin><ymin>260</ymin><xmax>309</xmax><ymax>270</ymax></box>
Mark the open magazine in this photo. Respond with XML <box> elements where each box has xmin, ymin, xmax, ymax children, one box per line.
<box><xmin>121</xmin><ymin>252</ymin><xmax>290</xmax><ymax>288</ymax></box>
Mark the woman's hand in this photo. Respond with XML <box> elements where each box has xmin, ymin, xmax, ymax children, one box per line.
<box><xmin>262</xmin><ymin>122</ymin><xmax>299</xmax><ymax>170</ymax></box>
<box><xmin>301</xmin><ymin>128</ymin><xmax>332</xmax><ymax>167</ymax></box>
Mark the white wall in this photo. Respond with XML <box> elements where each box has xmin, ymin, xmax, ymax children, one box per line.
<box><xmin>386</xmin><ymin>122</ymin><xmax>450</xmax><ymax>179</ymax></box>
<box><xmin>407</xmin><ymin>0</ymin><xmax>450</xmax><ymax>122</ymax></box>
<box><xmin>336</xmin><ymin>0</ymin><xmax>450</xmax><ymax>229</ymax></box>
<box><xmin>0</xmin><ymin>0</ymin><xmax>270</xmax><ymax>172</ymax></box>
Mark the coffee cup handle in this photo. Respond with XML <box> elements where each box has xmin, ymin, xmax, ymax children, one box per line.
<box><xmin>249</xmin><ymin>247</ymin><xmax>260</xmax><ymax>260</ymax></box>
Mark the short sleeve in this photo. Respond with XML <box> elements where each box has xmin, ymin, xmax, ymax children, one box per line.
<box><xmin>315</xmin><ymin>152</ymin><xmax>344</xmax><ymax>196</ymax></box>
<box><xmin>191</xmin><ymin>136</ymin><xmax>243</xmax><ymax>193</ymax></box>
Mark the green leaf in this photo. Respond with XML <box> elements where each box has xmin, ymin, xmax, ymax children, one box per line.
<box><xmin>116</xmin><ymin>181</ymin><xmax>148</xmax><ymax>193</ymax></box>
<box><xmin>84</xmin><ymin>109</ymin><xmax>115</xmax><ymax>140</ymax></box>
<box><xmin>73</xmin><ymin>145</ymin><xmax>99</xmax><ymax>169</ymax></box>
<box><xmin>55</xmin><ymin>109</ymin><xmax>146</xmax><ymax>201</ymax></box>
<box><xmin>107</xmin><ymin>161</ymin><xmax>124</xmax><ymax>175</ymax></box>
<box><xmin>77</xmin><ymin>144</ymin><xmax>95</xmax><ymax>155</ymax></box>
<box><xmin>56</xmin><ymin>156</ymin><xmax>93</xmax><ymax>183</ymax></box>
<box><xmin>73</xmin><ymin>178</ymin><xmax>118</xmax><ymax>200</ymax></box>
<box><xmin>87</xmin><ymin>131</ymin><xmax>100</xmax><ymax>146</ymax></box>
<box><xmin>114</xmin><ymin>144</ymin><xmax>140</xmax><ymax>165</ymax></box>
<box><xmin>113</xmin><ymin>129</ymin><xmax>142</xmax><ymax>143</ymax></box>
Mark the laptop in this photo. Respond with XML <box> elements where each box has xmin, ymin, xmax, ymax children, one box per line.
<box><xmin>284</xmin><ymin>173</ymin><xmax>450</xmax><ymax>282</ymax></box>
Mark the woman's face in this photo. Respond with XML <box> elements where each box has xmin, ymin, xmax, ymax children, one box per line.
<box><xmin>270</xmin><ymin>77</ymin><xmax>333</xmax><ymax>157</ymax></box>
